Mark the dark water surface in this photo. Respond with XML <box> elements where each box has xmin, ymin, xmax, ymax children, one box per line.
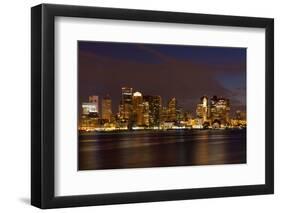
<box><xmin>78</xmin><ymin>129</ymin><xmax>246</xmax><ymax>170</ymax></box>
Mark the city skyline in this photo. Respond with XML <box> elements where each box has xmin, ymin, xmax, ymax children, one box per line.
<box><xmin>80</xmin><ymin>89</ymin><xmax>235</xmax><ymax>119</ymax></box>
<box><xmin>79</xmin><ymin>87</ymin><xmax>246</xmax><ymax>131</ymax></box>
<box><xmin>78</xmin><ymin>41</ymin><xmax>246</xmax><ymax>117</ymax></box>
<box><xmin>78</xmin><ymin>41</ymin><xmax>247</xmax><ymax>170</ymax></box>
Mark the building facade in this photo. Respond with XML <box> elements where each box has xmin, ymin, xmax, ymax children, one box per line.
<box><xmin>120</xmin><ymin>87</ymin><xmax>133</xmax><ymax>121</ymax></box>
<box><xmin>132</xmin><ymin>91</ymin><xmax>144</xmax><ymax>126</ymax></box>
<box><xmin>210</xmin><ymin>96</ymin><xmax>230</xmax><ymax>125</ymax></box>
<box><xmin>88</xmin><ymin>95</ymin><xmax>99</xmax><ymax>113</ymax></box>
<box><xmin>80</xmin><ymin>95</ymin><xmax>100</xmax><ymax>130</ymax></box>
<box><xmin>101</xmin><ymin>95</ymin><xmax>112</xmax><ymax>122</ymax></box>
<box><xmin>143</xmin><ymin>95</ymin><xmax>162</xmax><ymax>127</ymax></box>
<box><xmin>196</xmin><ymin>96</ymin><xmax>208</xmax><ymax>123</ymax></box>
<box><xmin>167</xmin><ymin>97</ymin><xmax>177</xmax><ymax>121</ymax></box>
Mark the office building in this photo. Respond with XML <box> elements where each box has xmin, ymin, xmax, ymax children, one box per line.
<box><xmin>120</xmin><ymin>87</ymin><xmax>133</xmax><ymax>120</ymax></box>
<box><xmin>143</xmin><ymin>95</ymin><xmax>162</xmax><ymax>127</ymax></box>
<box><xmin>196</xmin><ymin>96</ymin><xmax>208</xmax><ymax>122</ymax></box>
<box><xmin>210</xmin><ymin>96</ymin><xmax>230</xmax><ymax>125</ymax></box>
<box><xmin>101</xmin><ymin>95</ymin><xmax>112</xmax><ymax>122</ymax></box>
<box><xmin>132</xmin><ymin>91</ymin><xmax>144</xmax><ymax>126</ymax></box>
<box><xmin>167</xmin><ymin>97</ymin><xmax>177</xmax><ymax>121</ymax></box>
<box><xmin>88</xmin><ymin>95</ymin><xmax>99</xmax><ymax>113</ymax></box>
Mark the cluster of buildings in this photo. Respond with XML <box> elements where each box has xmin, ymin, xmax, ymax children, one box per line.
<box><xmin>195</xmin><ymin>96</ymin><xmax>245</xmax><ymax>128</ymax></box>
<box><xmin>79</xmin><ymin>87</ymin><xmax>246</xmax><ymax>131</ymax></box>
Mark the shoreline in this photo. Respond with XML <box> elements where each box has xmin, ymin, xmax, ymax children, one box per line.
<box><xmin>79</xmin><ymin>127</ymin><xmax>246</xmax><ymax>135</ymax></box>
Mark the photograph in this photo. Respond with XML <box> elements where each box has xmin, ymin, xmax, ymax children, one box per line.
<box><xmin>30</xmin><ymin>3</ymin><xmax>274</xmax><ymax>209</ymax></box>
<box><xmin>78</xmin><ymin>41</ymin><xmax>247</xmax><ymax>170</ymax></box>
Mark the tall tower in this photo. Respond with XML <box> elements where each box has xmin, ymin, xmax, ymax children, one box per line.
<box><xmin>101</xmin><ymin>95</ymin><xmax>112</xmax><ymax>122</ymax></box>
<box><xmin>120</xmin><ymin>87</ymin><xmax>133</xmax><ymax>120</ymax></box>
<box><xmin>142</xmin><ymin>101</ymin><xmax>150</xmax><ymax>126</ymax></box>
<box><xmin>88</xmin><ymin>95</ymin><xmax>99</xmax><ymax>113</ymax></box>
<box><xmin>209</xmin><ymin>96</ymin><xmax>230</xmax><ymax>125</ymax></box>
<box><xmin>201</xmin><ymin>96</ymin><xmax>208</xmax><ymax>122</ymax></box>
<box><xmin>167</xmin><ymin>97</ymin><xmax>177</xmax><ymax>121</ymax></box>
<box><xmin>196</xmin><ymin>96</ymin><xmax>209</xmax><ymax>123</ymax></box>
<box><xmin>143</xmin><ymin>95</ymin><xmax>162</xmax><ymax>127</ymax></box>
<box><xmin>122</xmin><ymin>87</ymin><xmax>133</xmax><ymax>104</ymax></box>
<box><xmin>132</xmin><ymin>91</ymin><xmax>144</xmax><ymax>126</ymax></box>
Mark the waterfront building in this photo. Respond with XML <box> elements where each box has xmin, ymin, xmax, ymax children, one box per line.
<box><xmin>82</xmin><ymin>102</ymin><xmax>98</xmax><ymax>115</ymax></box>
<box><xmin>162</xmin><ymin>121</ymin><xmax>174</xmax><ymax>129</ymax></box>
<box><xmin>143</xmin><ymin>101</ymin><xmax>150</xmax><ymax>127</ymax></box>
<box><xmin>184</xmin><ymin>111</ymin><xmax>193</xmax><ymax>121</ymax></box>
<box><xmin>80</xmin><ymin>101</ymin><xmax>100</xmax><ymax>130</ymax></box>
<box><xmin>167</xmin><ymin>97</ymin><xmax>177</xmax><ymax>121</ymax></box>
<box><xmin>229</xmin><ymin>110</ymin><xmax>247</xmax><ymax>127</ymax></box>
<box><xmin>143</xmin><ymin>95</ymin><xmax>162</xmax><ymax>127</ymax></box>
<box><xmin>176</xmin><ymin>107</ymin><xmax>185</xmax><ymax>122</ymax></box>
<box><xmin>132</xmin><ymin>91</ymin><xmax>144</xmax><ymax>126</ymax></box>
<box><xmin>210</xmin><ymin>96</ymin><xmax>230</xmax><ymax>126</ymax></box>
<box><xmin>122</xmin><ymin>87</ymin><xmax>133</xmax><ymax>103</ymax></box>
<box><xmin>193</xmin><ymin>118</ymin><xmax>204</xmax><ymax>129</ymax></box>
<box><xmin>79</xmin><ymin>114</ymin><xmax>100</xmax><ymax>130</ymax></box>
<box><xmin>160</xmin><ymin>106</ymin><xmax>168</xmax><ymax>124</ymax></box>
<box><xmin>88</xmin><ymin>95</ymin><xmax>99</xmax><ymax>113</ymax></box>
<box><xmin>120</xmin><ymin>87</ymin><xmax>133</xmax><ymax>120</ymax></box>
<box><xmin>196</xmin><ymin>96</ymin><xmax>208</xmax><ymax>123</ymax></box>
<box><xmin>101</xmin><ymin>95</ymin><xmax>112</xmax><ymax>122</ymax></box>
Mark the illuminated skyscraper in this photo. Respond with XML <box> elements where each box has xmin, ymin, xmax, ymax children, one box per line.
<box><xmin>160</xmin><ymin>106</ymin><xmax>168</xmax><ymax>123</ymax></box>
<box><xmin>101</xmin><ymin>95</ymin><xmax>112</xmax><ymax>122</ymax></box>
<box><xmin>80</xmin><ymin>96</ymin><xmax>99</xmax><ymax>130</ymax></box>
<box><xmin>143</xmin><ymin>95</ymin><xmax>162</xmax><ymax>127</ymax></box>
<box><xmin>196</xmin><ymin>96</ymin><xmax>208</xmax><ymax>122</ymax></box>
<box><xmin>132</xmin><ymin>91</ymin><xmax>144</xmax><ymax>126</ymax></box>
<box><xmin>143</xmin><ymin>101</ymin><xmax>150</xmax><ymax>126</ymax></box>
<box><xmin>132</xmin><ymin>92</ymin><xmax>143</xmax><ymax>109</ymax></box>
<box><xmin>120</xmin><ymin>87</ymin><xmax>133</xmax><ymax>120</ymax></box>
<box><xmin>88</xmin><ymin>95</ymin><xmax>99</xmax><ymax>113</ymax></box>
<box><xmin>82</xmin><ymin>95</ymin><xmax>99</xmax><ymax>115</ymax></box>
<box><xmin>122</xmin><ymin>87</ymin><xmax>133</xmax><ymax>103</ymax></box>
<box><xmin>210</xmin><ymin>96</ymin><xmax>230</xmax><ymax>125</ymax></box>
<box><xmin>167</xmin><ymin>97</ymin><xmax>177</xmax><ymax>121</ymax></box>
<box><xmin>176</xmin><ymin>107</ymin><xmax>185</xmax><ymax>121</ymax></box>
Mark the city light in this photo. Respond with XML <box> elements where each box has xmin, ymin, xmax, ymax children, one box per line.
<box><xmin>79</xmin><ymin>87</ymin><xmax>246</xmax><ymax>132</ymax></box>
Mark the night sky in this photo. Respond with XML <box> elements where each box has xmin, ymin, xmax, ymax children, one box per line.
<box><xmin>78</xmin><ymin>41</ymin><xmax>246</xmax><ymax>116</ymax></box>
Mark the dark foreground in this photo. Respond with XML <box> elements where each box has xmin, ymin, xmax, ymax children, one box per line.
<box><xmin>78</xmin><ymin>129</ymin><xmax>246</xmax><ymax>170</ymax></box>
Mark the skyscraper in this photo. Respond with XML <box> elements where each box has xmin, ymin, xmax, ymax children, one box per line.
<box><xmin>101</xmin><ymin>95</ymin><xmax>112</xmax><ymax>122</ymax></box>
<box><xmin>167</xmin><ymin>97</ymin><xmax>177</xmax><ymax>121</ymax></box>
<box><xmin>81</xmin><ymin>95</ymin><xmax>99</xmax><ymax>115</ymax></box>
<box><xmin>142</xmin><ymin>101</ymin><xmax>150</xmax><ymax>127</ymax></box>
<box><xmin>132</xmin><ymin>91</ymin><xmax>144</xmax><ymax>126</ymax></box>
<box><xmin>160</xmin><ymin>106</ymin><xmax>168</xmax><ymax>123</ymax></box>
<box><xmin>143</xmin><ymin>95</ymin><xmax>162</xmax><ymax>127</ymax></box>
<box><xmin>196</xmin><ymin>96</ymin><xmax>208</xmax><ymax>122</ymax></box>
<box><xmin>122</xmin><ymin>87</ymin><xmax>133</xmax><ymax>104</ymax></box>
<box><xmin>80</xmin><ymin>96</ymin><xmax>99</xmax><ymax>130</ymax></box>
<box><xmin>120</xmin><ymin>87</ymin><xmax>133</xmax><ymax>120</ymax></box>
<box><xmin>88</xmin><ymin>95</ymin><xmax>99</xmax><ymax>113</ymax></box>
<box><xmin>210</xmin><ymin>96</ymin><xmax>230</xmax><ymax>125</ymax></box>
<box><xmin>176</xmin><ymin>107</ymin><xmax>185</xmax><ymax>122</ymax></box>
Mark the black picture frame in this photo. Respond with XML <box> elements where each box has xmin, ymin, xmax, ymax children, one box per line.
<box><xmin>31</xmin><ymin>3</ymin><xmax>274</xmax><ymax>209</ymax></box>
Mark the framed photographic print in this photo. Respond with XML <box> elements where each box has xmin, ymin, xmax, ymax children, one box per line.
<box><xmin>31</xmin><ymin>4</ymin><xmax>274</xmax><ymax>209</ymax></box>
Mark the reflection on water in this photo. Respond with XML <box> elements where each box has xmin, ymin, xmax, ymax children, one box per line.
<box><xmin>78</xmin><ymin>129</ymin><xmax>246</xmax><ymax>170</ymax></box>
